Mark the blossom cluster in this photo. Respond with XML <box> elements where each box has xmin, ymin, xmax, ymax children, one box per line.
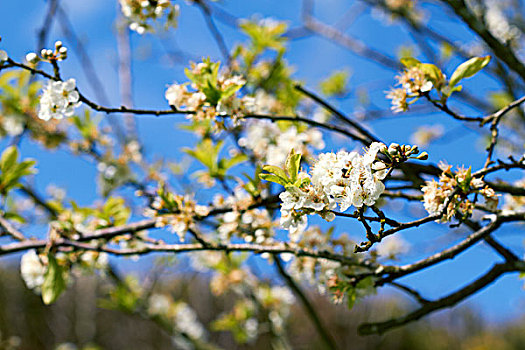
<box><xmin>148</xmin><ymin>294</ymin><xmax>206</xmax><ymax>340</ymax></box>
<box><xmin>145</xmin><ymin>189</ymin><xmax>210</xmax><ymax>241</ymax></box>
<box><xmin>286</xmin><ymin>226</ymin><xmax>380</xmax><ymax>305</ymax></box>
<box><xmin>288</xmin><ymin>226</ymin><xmax>353</xmax><ymax>294</ymax></box>
<box><xmin>119</xmin><ymin>0</ymin><xmax>179</xmax><ymax>34</ymax></box>
<box><xmin>214</xmin><ymin>187</ymin><xmax>275</xmax><ymax>244</ymax></box>
<box><xmin>278</xmin><ymin>142</ymin><xmax>389</xmax><ymax>239</ymax></box>
<box><xmin>190</xmin><ymin>251</ymin><xmax>295</xmax><ymax>341</ymax></box>
<box><xmin>238</xmin><ymin>120</ymin><xmax>325</xmax><ymax>166</ymax></box>
<box><xmin>422</xmin><ymin>164</ymin><xmax>499</xmax><ymax>221</ymax></box>
<box><xmin>254</xmin><ymin>285</ymin><xmax>295</xmax><ymax>334</ymax></box>
<box><xmin>20</xmin><ymin>249</ymin><xmax>108</xmax><ymax>293</ymax></box>
<box><xmin>38</xmin><ymin>78</ymin><xmax>81</xmax><ymax>121</ymax></box>
<box><xmin>165</xmin><ymin>60</ymin><xmax>252</xmax><ymax>122</ymax></box>
<box><xmin>386</xmin><ymin>66</ymin><xmax>434</xmax><ymax>113</ymax></box>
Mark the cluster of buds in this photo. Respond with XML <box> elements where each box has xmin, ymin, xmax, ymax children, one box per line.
<box><xmin>27</xmin><ymin>41</ymin><xmax>67</xmax><ymax>64</ymax></box>
<box><xmin>422</xmin><ymin>164</ymin><xmax>499</xmax><ymax>222</ymax></box>
<box><xmin>384</xmin><ymin>143</ymin><xmax>428</xmax><ymax>164</ymax></box>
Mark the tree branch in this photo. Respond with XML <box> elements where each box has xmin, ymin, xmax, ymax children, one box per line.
<box><xmin>359</xmin><ymin>262</ymin><xmax>517</xmax><ymax>335</ymax></box>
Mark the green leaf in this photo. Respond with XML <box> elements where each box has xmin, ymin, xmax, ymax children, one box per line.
<box><xmin>0</xmin><ymin>146</ymin><xmax>18</xmax><ymax>173</ymax></box>
<box><xmin>400</xmin><ymin>57</ymin><xmax>421</xmax><ymax>68</ymax></box>
<box><xmin>259</xmin><ymin>173</ymin><xmax>288</xmax><ymax>186</ymax></box>
<box><xmin>184</xmin><ymin>138</ymin><xmax>223</xmax><ymax>173</ymax></box>
<box><xmin>449</xmin><ymin>56</ymin><xmax>491</xmax><ymax>88</ymax></box>
<box><xmin>220</xmin><ymin>154</ymin><xmax>248</xmax><ymax>171</ymax></box>
<box><xmin>262</xmin><ymin>165</ymin><xmax>288</xmax><ymax>180</ymax></box>
<box><xmin>100</xmin><ymin>197</ymin><xmax>130</xmax><ymax>227</ymax></box>
<box><xmin>294</xmin><ymin>176</ymin><xmax>311</xmax><ymax>188</ymax></box>
<box><xmin>285</xmin><ymin>150</ymin><xmax>301</xmax><ymax>183</ymax></box>
<box><xmin>319</xmin><ymin>70</ymin><xmax>349</xmax><ymax>97</ymax></box>
<box><xmin>419</xmin><ymin>63</ymin><xmax>444</xmax><ymax>86</ymax></box>
<box><xmin>347</xmin><ymin>289</ymin><xmax>357</xmax><ymax>309</ymax></box>
<box><xmin>41</xmin><ymin>254</ymin><xmax>67</xmax><ymax>305</ymax></box>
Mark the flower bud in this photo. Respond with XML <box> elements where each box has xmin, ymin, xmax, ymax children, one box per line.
<box><xmin>54</xmin><ymin>41</ymin><xmax>63</xmax><ymax>49</ymax></box>
<box><xmin>0</xmin><ymin>50</ymin><xmax>7</xmax><ymax>62</ymax></box>
<box><xmin>416</xmin><ymin>152</ymin><xmax>428</xmax><ymax>160</ymax></box>
<box><xmin>25</xmin><ymin>52</ymin><xmax>39</xmax><ymax>64</ymax></box>
<box><xmin>388</xmin><ymin>143</ymin><xmax>399</xmax><ymax>151</ymax></box>
<box><xmin>388</xmin><ymin>143</ymin><xmax>399</xmax><ymax>155</ymax></box>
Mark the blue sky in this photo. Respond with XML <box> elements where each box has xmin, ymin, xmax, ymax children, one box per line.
<box><xmin>0</xmin><ymin>0</ymin><xmax>523</xmax><ymax>326</ymax></box>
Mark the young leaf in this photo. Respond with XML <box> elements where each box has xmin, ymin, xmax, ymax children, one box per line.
<box><xmin>262</xmin><ymin>165</ymin><xmax>288</xmax><ymax>181</ymax></box>
<box><xmin>285</xmin><ymin>150</ymin><xmax>301</xmax><ymax>183</ymax></box>
<box><xmin>419</xmin><ymin>63</ymin><xmax>444</xmax><ymax>86</ymax></box>
<box><xmin>400</xmin><ymin>57</ymin><xmax>421</xmax><ymax>68</ymax></box>
<box><xmin>0</xmin><ymin>146</ymin><xmax>18</xmax><ymax>173</ymax></box>
<box><xmin>449</xmin><ymin>56</ymin><xmax>491</xmax><ymax>88</ymax></box>
<box><xmin>319</xmin><ymin>70</ymin><xmax>350</xmax><ymax>97</ymax></box>
<box><xmin>259</xmin><ymin>173</ymin><xmax>288</xmax><ymax>186</ymax></box>
<box><xmin>41</xmin><ymin>254</ymin><xmax>67</xmax><ymax>305</ymax></box>
<box><xmin>294</xmin><ymin>176</ymin><xmax>311</xmax><ymax>188</ymax></box>
<box><xmin>347</xmin><ymin>288</ymin><xmax>357</xmax><ymax>309</ymax></box>
<box><xmin>220</xmin><ymin>154</ymin><xmax>248</xmax><ymax>171</ymax></box>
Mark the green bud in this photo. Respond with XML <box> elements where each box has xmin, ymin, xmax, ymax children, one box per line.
<box><xmin>416</xmin><ymin>152</ymin><xmax>428</xmax><ymax>160</ymax></box>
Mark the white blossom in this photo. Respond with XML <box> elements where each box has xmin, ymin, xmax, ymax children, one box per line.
<box><xmin>421</xmin><ymin>180</ymin><xmax>446</xmax><ymax>216</ymax></box>
<box><xmin>20</xmin><ymin>250</ymin><xmax>46</xmax><ymax>291</ymax></box>
<box><xmin>244</xmin><ymin>318</ymin><xmax>259</xmax><ymax>341</ymax></box>
<box><xmin>148</xmin><ymin>293</ymin><xmax>171</xmax><ymax>315</ymax></box>
<box><xmin>173</xmin><ymin>303</ymin><xmax>205</xmax><ymax>339</ymax></box>
<box><xmin>165</xmin><ymin>83</ymin><xmax>188</xmax><ymax>108</ymax></box>
<box><xmin>38</xmin><ymin>78</ymin><xmax>81</xmax><ymax>121</ymax></box>
<box><xmin>239</xmin><ymin>121</ymin><xmax>324</xmax><ymax>166</ymax></box>
<box><xmin>2</xmin><ymin>116</ymin><xmax>24</xmax><ymax>136</ymax></box>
